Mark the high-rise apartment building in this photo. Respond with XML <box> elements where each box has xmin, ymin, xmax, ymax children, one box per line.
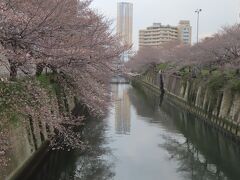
<box><xmin>177</xmin><ymin>20</ymin><xmax>192</xmax><ymax>45</ymax></box>
<box><xmin>117</xmin><ymin>2</ymin><xmax>133</xmax><ymax>46</ymax></box>
<box><xmin>139</xmin><ymin>20</ymin><xmax>192</xmax><ymax>48</ymax></box>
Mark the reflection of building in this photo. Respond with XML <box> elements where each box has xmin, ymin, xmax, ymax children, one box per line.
<box><xmin>117</xmin><ymin>2</ymin><xmax>133</xmax><ymax>62</ymax></box>
<box><xmin>139</xmin><ymin>20</ymin><xmax>192</xmax><ymax>48</ymax></box>
<box><xmin>112</xmin><ymin>85</ymin><xmax>131</xmax><ymax>135</ymax></box>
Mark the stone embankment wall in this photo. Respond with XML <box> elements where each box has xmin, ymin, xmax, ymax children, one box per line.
<box><xmin>2</xmin><ymin>113</ymin><xmax>51</xmax><ymax>180</ymax></box>
<box><xmin>0</xmin><ymin>75</ymin><xmax>79</xmax><ymax>180</ymax></box>
<box><xmin>132</xmin><ymin>72</ymin><xmax>240</xmax><ymax>141</ymax></box>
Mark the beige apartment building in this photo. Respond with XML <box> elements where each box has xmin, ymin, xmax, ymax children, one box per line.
<box><xmin>117</xmin><ymin>2</ymin><xmax>133</xmax><ymax>46</ymax></box>
<box><xmin>139</xmin><ymin>21</ymin><xmax>192</xmax><ymax>48</ymax></box>
<box><xmin>177</xmin><ymin>20</ymin><xmax>192</xmax><ymax>45</ymax></box>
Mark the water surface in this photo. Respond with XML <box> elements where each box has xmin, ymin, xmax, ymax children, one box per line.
<box><xmin>31</xmin><ymin>84</ymin><xmax>240</xmax><ymax>180</ymax></box>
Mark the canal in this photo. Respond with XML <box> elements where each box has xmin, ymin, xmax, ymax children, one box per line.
<box><xmin>29</xmin><ymin>84</ymin><xmax>240</xmax><ymax>180</ymax></box>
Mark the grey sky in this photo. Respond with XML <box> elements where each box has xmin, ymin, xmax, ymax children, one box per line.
<box><xmin>91</xmin><ymin>0</ymin><xmax>240</xmax><ymax>49</ymax></box>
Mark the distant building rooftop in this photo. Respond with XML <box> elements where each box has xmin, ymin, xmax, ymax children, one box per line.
<box><xmin>118</xmin><ymin>2</ymin><xmax>133</xmax><ymax>5</ymax></box>
<box><xmin>179</xmin><ymin>20</ymin><xmax>190</xmax><ymax>25</ymax></box>
<box><xmin>146</xmin><ymin>23</ymin><xmax>177</xmax><ymax>30</ymax></box>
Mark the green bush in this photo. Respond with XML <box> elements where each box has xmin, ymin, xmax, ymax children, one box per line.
<box><xmin>158</xmin><ymin>63</ymin><xmax>168</xmax><ymax>70</ymax></box>
<box><xmin>229</xmin><ymin>79</ymin><xmax>240</xmax><ymax>92</ymax></box>
<box><xmin>207</xmin><ymin>74</ymin><xmax>225</xmax><ymax>92</ymax></box>
<box><xmin>36</xmin><ymin>73</ymin><xmax>59</xmax><ymax>96</ymax></box>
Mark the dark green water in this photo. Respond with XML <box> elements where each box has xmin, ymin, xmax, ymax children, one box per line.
<box><xmin>30</xmin><ymin>84</ymin><xmax>240</xmax><ymax>180</ymax></box>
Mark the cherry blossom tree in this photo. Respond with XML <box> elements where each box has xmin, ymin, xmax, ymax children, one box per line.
<box><xmin>0</xmin><ymin>0</ymin><xmax>127</xmax><ymax>151</ymax></box>
<box><xmin>127</xmin><ymin>24</ymin><xmax>240</xmax><ymax>75</ymax></box>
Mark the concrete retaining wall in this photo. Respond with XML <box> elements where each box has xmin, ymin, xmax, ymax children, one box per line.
<box><xmin>132</xmin><ymin>73</ymin><xmax>240</xmax><ymax>141</ymax></box>
<box><xmin>0</xmin><ymin>78</ymin><xmax>79</xmax><ymax>180</ymax></box>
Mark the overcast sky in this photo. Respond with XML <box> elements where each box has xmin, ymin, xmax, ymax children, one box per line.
<box><xmin>91</xmin><ymin>0</ymin><xmax>240</xmax><ymax>49</ymax></box>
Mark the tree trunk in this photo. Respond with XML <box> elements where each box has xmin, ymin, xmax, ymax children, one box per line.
<box><xmin>9</xmin><ymin>61</ymin><xmax>18</xmax><ymax>81</ymax></box>
<box><xmin>159</xmin><ymin>71</ymin><xmax>165</xmax><ymax>94</ymax></box>
<box><xmin>48</xmin><ymin>64</ymin><xmax>58</xmax><ymax>74</ymax></box>
<box><xmin>236</xmin><ymin>69</ymin><xmax>240</xmax><ymax>75</ymax></box>
<box><xmin>36</xmin><ymin>63</ymin><xmax>45</xmax><ymax>76</ymax></box>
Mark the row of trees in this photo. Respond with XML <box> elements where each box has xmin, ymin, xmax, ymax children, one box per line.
<box><xmin>0</xmin><ymin>0</ymin><xmax>127</xmax><ymax>150</ymax></box>
<box><xmin>127</xmin><ymin>24</ymin><xmax>240</xmax><ymax>75</ymax></box>
<box><xmin>0</xmin><ymin>0</ymin><xmax>127</xmax><ymax>114</ymax></box>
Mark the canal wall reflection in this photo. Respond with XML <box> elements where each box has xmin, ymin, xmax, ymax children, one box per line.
<box><xmin>130</xmin><ymin>84</ymin><xmax>240</xmax><ymax>180</ymax></box>
<box><xmin>29</xmin><ymin>117</ymin><xmax>114</xmax><ymax>180</ymax></box>
<box><xmin>133</xmin><ymin>73</ymin><xmax>240</xmax><ymax>140</ymax></box>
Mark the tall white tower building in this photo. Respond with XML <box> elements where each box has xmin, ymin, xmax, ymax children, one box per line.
<box><xmin>117</xmin><ymin>2</ymin><xmax>133</xmax><ymax>46</ymax></box>
<box><xmin>117</xmin><ymin>2</ymin><xmax>133</xmax><ymax>62</ymax></box>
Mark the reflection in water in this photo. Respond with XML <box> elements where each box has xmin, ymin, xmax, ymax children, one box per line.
<box><xmin>160</xmin><ymin>136</ymin><xmax>226</xmax><ymax>180</ymax></box>
<box><xmin>30</xmin><ymin>84</ymin><xmax>240</xmax><ymax>180</ymax></box>
<box><xmin>113</xmin><ymin>85</ymin><xmax>131</xmax><ymax>135</ymax></box>
<box><xmin>129</xmin><ymin>85</ymin><xmax>240</xmax><ymax>180</ymax></box>
<box><xmin>29</xmin><ymin>118</ymin><xmax>114</xmax><ymax>180</ymax></box>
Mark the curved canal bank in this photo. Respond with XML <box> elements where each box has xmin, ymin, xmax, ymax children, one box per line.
<box><xmin>28</xmin><ymin>84</ymin><xmax>240</xmax><ymax>180</ymax></box>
